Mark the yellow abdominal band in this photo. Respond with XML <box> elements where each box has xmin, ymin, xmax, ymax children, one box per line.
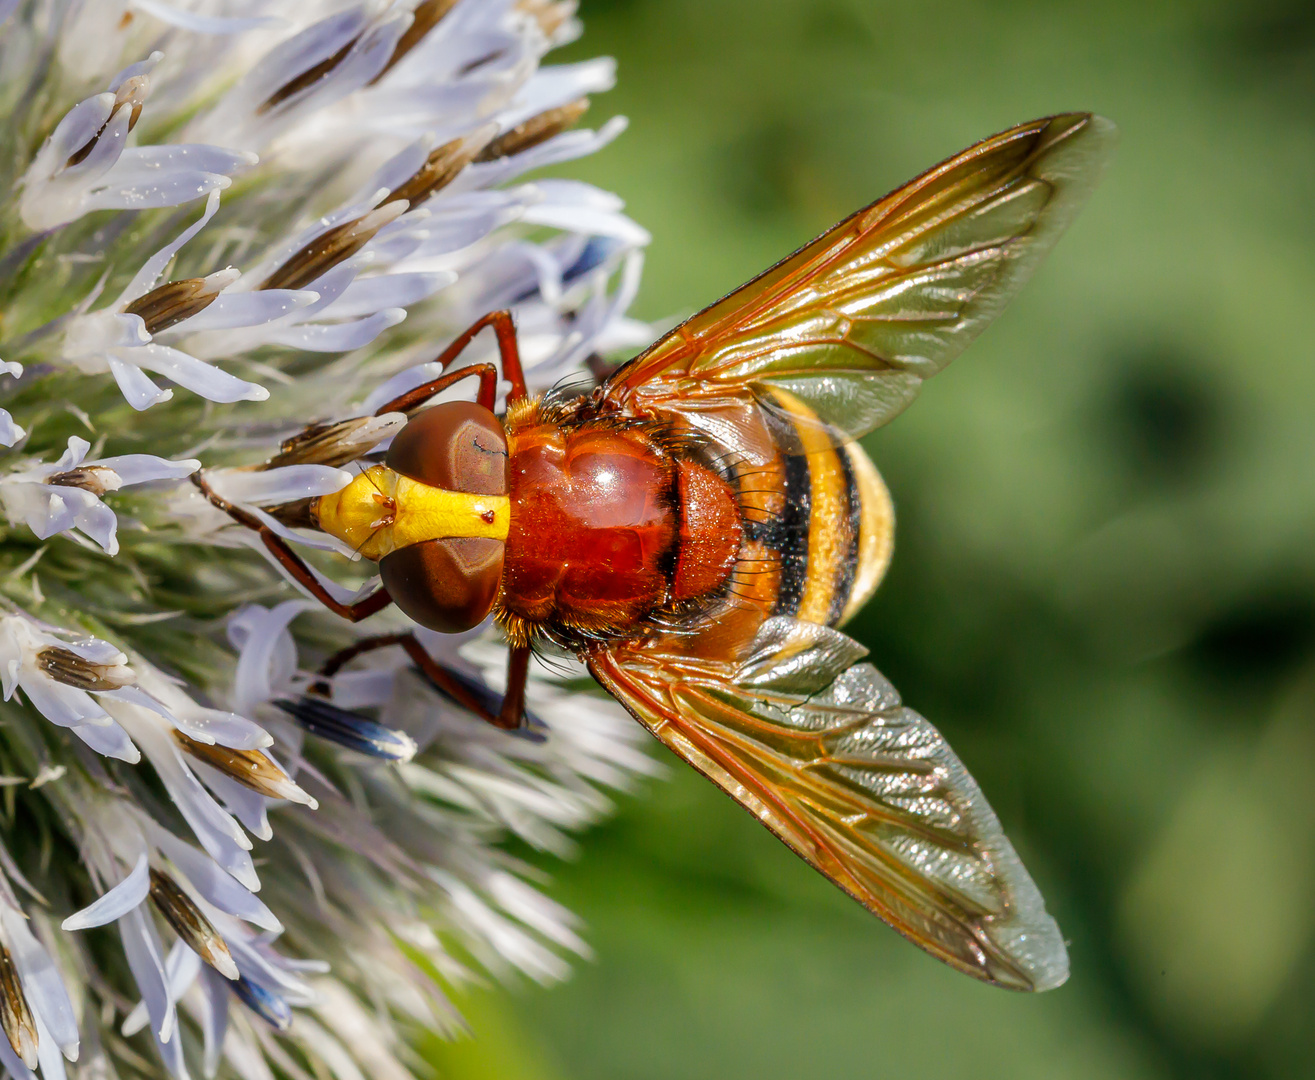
<box><xmin>315</xmin><ymin>465</ymin><xmax>509</xmax><ymax>561</ymax></box>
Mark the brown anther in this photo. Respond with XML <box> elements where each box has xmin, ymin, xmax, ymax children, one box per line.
<box><xmin>123</xmin><ymin>278</ymin><xmax>220</xmax><ymax>335</ymax></box>
<box><xmin>0</xmin><ymin>945</ymin><xmax>38</xmax><ymax>1068</ymax></box>
<box><xmin>45</xmin><ymin>465</ymin><xmax>120</xmax><ymax>497</ymax></box>
<box><xmin>262</xmin><ymin>497</ymin><xmax>318</xmax><ymax>530</ymax></box>
<box><xmin>259</xmin><ymin>201</ymin><xmax>407</xmax><ymax>292</ymax></box>
<box><xmin>37</xmin><ymin>646</ymin><xmax>133</xmax><ymax>691</ymax></box>
<box><xmin>474</xmin><ymin>98</ymin><xmax>589</xmax><ymax>163</ymax></box>
<box><xmin>257</xmin><ymin>37</ymin><xmax>357</xmax><ymax>115</ymax></box>
<box><xmin>370</xmin><ymin>0</ymin><xmax>460</xmax><ymax>85</ymax></box>
<box><xmin>148</xmin><ymin>869</ymin><xmax>239</xmax><ymax>980</ymax></box>
<box><xmin>385</xmin><ymin>136</ymin><xmax>478</xmax><ymax>209</ymax></box>
<box><xmin>267</xmin><ymin>420</ymin><xmax>355</xmax><ymax>469</ymax></box>
<box><xmin>173</xmin><ymin>731</ymin><xmax>309</xmax><ymax>803</ymax></box>
<box><xmin>65</xmin><ymin>124</ymin><xmax>108</xmax><ymax>169</ymax></box>
<box><xmin>66</xmin><ymin>76</ymin><xmax>150</xmax><ymax>168</ymax></box>
<box><xmin>118</xmin><ymin>79</ymin><xmax>148</xmax><ymax>123</ymax></box>
<box><xmin>265</xmin><ymin>416</ymin><xmax>396</xmax><ymax>470</ymax></box>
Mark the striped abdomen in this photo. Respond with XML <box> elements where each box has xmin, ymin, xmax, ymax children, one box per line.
<box><xmin>738</xmin><ymin>388</ymin><xmax>894</xmax><ymax>629</ymax></box>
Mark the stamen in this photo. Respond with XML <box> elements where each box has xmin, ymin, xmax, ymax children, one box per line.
<box><xmin>116</xmin><ymin>75</ymin><xmax>150</xmax><ymax>135</ymax></box>
<box><xmin>257</xmin><ymin>37</ymin><xmax>357</xmax><ymax>115</ymax></box>
<box><xmin>233</xmin><ymin>976</ymin><xmax>292</xmax><ymax>1031</ymax></box>
<box><xmin>37</xmin><ymin>646</ymin><xmax>134</xmax><ymax>691</ymax></box>
<box><xmin>0</xmin><ymin>945</ymin><xmax>38</xmax><ymax>1068</ymax></box>
<box><xmin>45</xmin><ymin>466</ymin><xmax>121</xmax><ymax>497</ymax></box>
<box><xmin>66</xmin><ymin>74</ymin><xmax>152</xmax><ymax>168</ymax></box>
<box><xmin>172</xmin><ymin>732</ymin><xmax>317</xmax><ymax>806</ymax></box>
<box><xmin>274</xmin><ymin>698</ymin><xmax>417</xmax><ymax>762</ymax></box>
<box><xmin>123</xmin><ymin>269</ymin><xmax>239</xmax><ymax>335</ymax></box>
<box><xmin>264</xmin><ymin>414</ymin><xmax>405</xmax><ymax>470</ymax></box>
<box><xmin>259</xmin><ymin>201</ymin><xmax>408</xmax><ymax>292</ymax></box>
<box><xmin>370</xmin><ymin>0</ymin><xmax>460</xmax><ymax>84</ymax></box>
<box><xmin>261</xmin><ymin>498</ymin><xmax>318</xmax><ymax>530</ymax></box>
<box><xmin>474</xmin><ymin>98</ymin><xmax>589</xmax><ymax>162</ymax></box>
<box><xmin>148</xmin><ymin>869</ymin><xmax>239</xmax><ymax>980</ymax></box>
<box><xmin>385</xmin><ymin>135</ymin><xmax>481</xmax><ymax>209</ymax></box>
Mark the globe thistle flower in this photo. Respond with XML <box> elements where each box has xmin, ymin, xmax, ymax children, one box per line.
<box><xmin>0</xmin><ymin>3</ymin><xmax>656</xmax><ymax>1079</ymax></box>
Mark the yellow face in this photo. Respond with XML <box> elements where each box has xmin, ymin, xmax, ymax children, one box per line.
<box><xmin>316</xmin><ymin>464</ymin><xmax>510</xmax><ymax>562</ymax></box>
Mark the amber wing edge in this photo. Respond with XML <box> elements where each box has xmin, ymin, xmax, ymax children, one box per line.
<box><xmin>588</xmin><ymin>625</ymin><xmax>1070</xmax><ymax>993</ymax></box>
<box><xmin>598</xmin><ymin>112</ymin><xmax>1117</xmax><ymax>439</ymax></box>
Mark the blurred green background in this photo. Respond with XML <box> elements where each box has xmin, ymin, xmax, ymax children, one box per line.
<box><xmin>433</xmin><ymin>1</ymin><xmax>1315</xmax><ymax>1077</ymax></box>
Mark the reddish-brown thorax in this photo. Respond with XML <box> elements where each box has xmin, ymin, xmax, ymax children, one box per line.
<box><xmin>502</xmin><ymin>416</ymin><xmax>741</xmax><ymax>636</ymax></box>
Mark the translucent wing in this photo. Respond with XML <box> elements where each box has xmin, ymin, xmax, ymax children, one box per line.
<box><xmin>602</xmin><ymin>113</ymin><xmax>1115</xmax><ymax>440</ymax></box>
<box><xmin>588</xmin><ymin>617</ymin><xmax>1068</xmax><ymax>991</ymax></box>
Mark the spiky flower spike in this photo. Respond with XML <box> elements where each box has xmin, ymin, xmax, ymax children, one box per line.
<box><xmin>0</xmin><ymin>3</ymin><xmax>657</xmax><ymax>1079</ymax></box>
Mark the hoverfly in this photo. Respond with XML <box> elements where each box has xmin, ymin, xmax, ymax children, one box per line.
<box><xmin>197</xmin><ymin>113</ymin><xmax>1114</xmax><ymax>991</ymax></box>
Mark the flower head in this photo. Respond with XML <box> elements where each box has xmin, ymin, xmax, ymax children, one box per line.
<box><xmin>0</xmin><ymin>438</ymin><xmax>200</xmax><ymax>555</ymax></box>
<box><xmin>0</xmin><ymin>3</ymin><xmax>654</xmax><ymax>1079</ymax></box>
<box><xmin>18</xmin><ymin>54</ymin><xmax>256</xmax><ymax>234</ymax></box>
<box><xmin>56</xmin><ymin>190</ymin><xmax>309</xmax><ymax>410</ymax></box>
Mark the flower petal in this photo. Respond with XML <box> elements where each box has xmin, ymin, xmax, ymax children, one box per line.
<box><xmin>189</xmin><ymin>762</ymin><xmax>274</xmax><ymax>842</ymax></box>
<box><xmin>322</xmin><ymin>272</ymin><xmax>454</xmax><ymax>318</ymax></box>
<box><xmin>108</xmin><ymin>356</ymin><xmax>172</xmax><ymax>410</ymax></box>
<box><xmin>33</xmin><ymin>1013</ymin><xmax>67</xmax><ymax>1080</ymax></box>
<box><xmin>153</xmin><ymin>833</ymin><xmax>282</xmax><ymax>933</ymax></box>
<box><xmin>80</xmin><ymin>168</ymin><xmax>233</xmax><ymax>216</ymax></box>
<box><xmin>70</xmin><ymin>497</ymin><xmax>119</xmax><ymax>555</ymax></box>
<box><xmin>0</xmin><ymin>1032</ymin><xmax>34</xmax><ymax>1080</ymax></box>
<box><xmin>93</xmin><ymin>454</ymin><xmax>200</xmax><ymax>486</ymax></box>
<box><xmin>44</xmin><ymin>94</ymin><xmax>114</xmax><ymax>166</ymax></box>
<box><xmin>207</xmin><ymin>465</ymin><xmax>351</xmax><ymax>507</ymax></box>
<box><xmin>116</xmin><ymin>190</ymin><xmax>223</xmax><ymax>307</ymax></box>
<box><xmin>0</xmin><ymin>908</ymin><xmax>80</xmax><ymax>1060</ymax></box>
<box><xmin>130</xmin><ymin>0</ymin><xmax>283</xmax><ymax>33</ymax></box>
<box><xmin>62</xmin><ymin>852</ymin><xmax>150</xmax><ymax>930</ymax></box>
<box><xmin>198</xmin><ymin>967</ymin><xmax>230</xmax><ymax>1079</ymax></box>
<box><xmin>229</xmin><ymin>601</ymin><xmax>306</xmax><ymax>716</ymax></box>
<box><xmin>264</xmin><ymin>309</ymin><xmax>406</xmax><ymax>352</ymax></box>
<box><xmin>20</xmin><ymin>675</ymin><xmax>108</xmax><ymax>728</ymax></box>
<box><xmin>70</xmin><ymin>718</ymin><xmax>141</xmax><ymax>762</ymax></box>
<box><xmin>173</xmin><ymin>288</ymin><xmax>318</xmax><ymax>332</ymax></box>
<box><xmin>59</xmin><ymin>104</ymin><xmax>131</xmax><ymax>184</ymax></box>
<box><xmin>130</xmin><ymin>344</ymin><xmax>269</xmax><ymax>403</ymax></box>
<box><xmin>117</xmin><ymin>907</ymin><xmax>175</xmax><ymax>1043</ymax></box>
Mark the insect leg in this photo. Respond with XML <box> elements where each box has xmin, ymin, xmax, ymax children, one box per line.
<box><xmin>190</xmin><ymin>474</ymin><xmax>393</xmax><ymax>622</ymax></box>
<box><xmin>372</xmin><ymin>310</ymin><xmax>528</xmax><ymax>415</ymax></box>
<box><xmin>373</xmin><ymin>361</ymin><xmax>500</xmax><ymax>415</ymax></box>
<box><xmin>316</xmin><ymin>633</ymin><xmax>532</xmax><ymax>730</ymax></box>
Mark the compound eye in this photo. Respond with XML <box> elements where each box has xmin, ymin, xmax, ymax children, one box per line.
<box><xmin>379</xmin><ymin>538</ymin><xmax>504</xmax><ymax>633</ymax></box>
<box><xmin>386</xmin><ymin>401</ymin><xmax>508</xmax><ymax>495</ymax></box>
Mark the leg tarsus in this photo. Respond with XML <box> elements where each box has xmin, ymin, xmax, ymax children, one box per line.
<box><xmin>373</xmin><ymin>309</ymin><xmax>528</xmax><ymax>416</ymax></box>
<box><xmin>316</xmin><ymin>632</ymin><xmax>537</xmax><ymax>734</ymax></box>
<box><xmin>191</xmin><ymin>473</ymin><xmax>392</xmax><ymax>623</ymax></box>
<box><xmin>374</xmin><ymin>362</ymin><xmax>499</xmax><ymax>415</ymax></box>
<box><xmin>497</xmin><ymin>645</ymin><xmax>530</xmax><ymax>730</ymax></box>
